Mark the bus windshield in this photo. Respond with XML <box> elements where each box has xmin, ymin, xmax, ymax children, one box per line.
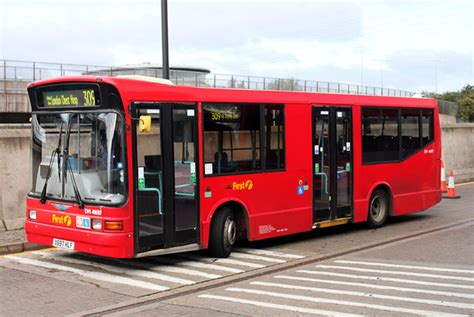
<box><xmin>31</xmin><ymin>112</ymin><xmax>127</xmax><ymax>205</ymax></box>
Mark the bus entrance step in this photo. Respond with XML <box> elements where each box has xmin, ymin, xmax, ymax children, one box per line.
<box><xmin>312</xmin><ymin>217</ymin><xmax>351</xmax><ymax>229</ymax></box>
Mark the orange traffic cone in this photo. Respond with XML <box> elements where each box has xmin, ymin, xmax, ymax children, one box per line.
<box><xmin>440</xmin><ymin>160</ymin><xmax>447</xmax><ymax>192</ymax></box>
<box><xmin>444</xmin><ymin>170</ymin><xmax>460</xmax><ymax>199</ymax></box>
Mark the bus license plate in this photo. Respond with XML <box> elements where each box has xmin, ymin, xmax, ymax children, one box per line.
<box><xmin>52</xmin><ymin>238</ymin><xmax>75</xmax><ymax>250</ymax></box>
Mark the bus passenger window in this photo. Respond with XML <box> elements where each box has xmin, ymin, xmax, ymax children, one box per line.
<box><xmin>422</xmin><ymin>109</ymin><xmax>434</xmax><ymax>146</ymax></box>
<box><xmin>401</xmin><ymin>109</ymin><xmax>420</xmax><ymax>158</ymax></box>
<box><xmin>265</xmin><ymin>105</ymin><xmax>285</xmax><ymax>170</ymax></box>
<box><xmin>362</xmin><ymin>108</ymin><xmax>399</xmax><ymax>163</ymax></box>
<box><xmin>203</xmin><ymin>103</ymin><xmax>261</xmax><ymax>175</ymax></box>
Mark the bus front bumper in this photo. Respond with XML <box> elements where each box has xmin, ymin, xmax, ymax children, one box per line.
<box><xmin>24</xmin><ymin>220</ymin><xmax>135</xmax><ymax>258</ymax></box>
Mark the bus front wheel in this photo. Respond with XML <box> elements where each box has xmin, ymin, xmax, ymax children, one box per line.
<box><xmin>367</xmin><ymin>189</ymin><xmax>389</xmax><ymax>229</ymax></box>
<box><xmin>209</xmin><ymin>207</ymin><xmax>237</xmax><ymax>258</ymax></box>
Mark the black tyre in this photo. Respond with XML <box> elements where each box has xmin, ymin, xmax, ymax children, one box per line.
<box><xmin>367</xmin><ymin>189</ymin><xmax>389</xmax><ymax>229</ymax></box>
<box><xmin>209</xmin><ymin>207</ymin><xmax>237</xmax><ymax>258</ymax></box>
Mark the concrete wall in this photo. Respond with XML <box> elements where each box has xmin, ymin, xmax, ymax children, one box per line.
<box><xmin>441</xmin><ymin>123</ymin><xmax>474</xmax><ymax>183</ymax></box>
<box><xmin>0</xmin><ymin>125</ymin><xmax>30</xmax><ymax>230</ymax></box>
<box><xmin>0</xmin><ymin>122</ymin><xmax>473</xmax><ymax>230</ymax></box>
<box><xmin>0</xmin><ymin>80</ymin><xmax>30</xmax><ymax>113</ymax></box>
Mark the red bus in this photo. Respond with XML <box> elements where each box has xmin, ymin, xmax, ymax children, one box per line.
<box><xmin>25</xmin><ymin>76</ymin><xmax>441</xmax><ymax>258</ymax></box>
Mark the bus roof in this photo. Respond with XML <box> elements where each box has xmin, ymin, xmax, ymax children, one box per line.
<box><xmin>28</xmin><ymin>76</ymin><xmax>437</xmax><ymax>108</ymax></box>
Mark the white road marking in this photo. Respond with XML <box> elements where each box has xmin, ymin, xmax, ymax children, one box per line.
<box><xmin>335</xmin><ymin>260</ymin><xmax>474</xmax><ymax>274</ymax></box>
<box><xmin>230</xmin><ymin>252</ymin><xmax>286</xmax><ymax>263</ymax></box>
<box><xmin>237</xmin><ymin>248</ymin><xmax>305</xmax><ymax>259</ymax></box>
<box><xmin>251</xmin><ymin>281</ymin><xmax>474</xmax><ymax>309</ymax></box>
<box><xmin>316</xmin><ymin>264</ymin><xmax>474</xmax><ymax>282</ymax></box>
<box><xmin>6</xmin><ymin>256</ymin><xmax>168</xmax><ymax>291</ymax></box>
<box><xmin>215</xmin><ymin>258</ymin><xmax>266</xmax><ymax>268</ymax></box>
<box><xmin>275</xmin><ymin>275</ymin><xmax>474</xmax><ymax>299</ymax></box>
<box><xmin>198</xmin><ymin>294</ymin><xmax>364</xmax><ymax>317</ymax></box>
<box><xmin>168</xmin><ymin>254</ymin><xmax>245</xmax><ymax>273</ymax></box>
<box><xmin>32</xmin><ymin>251</ymin><xmax>195</xmax><ymax>285</ymax></box>
<box><xmin>297</xmin><ymin>270</ymin><xmax>474</xmax><ymax>290</ymax></box>
<box><xmin>112</xmin><ymin>259</ymin><xmax>222</xmax><ymax>279</ymax></box>
<box><xmin>151</xmin><ymin>256</ymin><xmax>245</xmax><ymax>274</ymax></box>
<box><xmin>226</xmin><ymin>288</ymin><xmax>469</xmax><ymax>317</ymax></box>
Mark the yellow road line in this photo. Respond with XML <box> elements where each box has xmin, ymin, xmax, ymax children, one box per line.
<box><xmin>457</xmin><ymin>181</ymin><xmax>474</xmax><ymax>187</ymax></box>
<box><xmin>0</xmin><ymin>247</ymin><xmax>57</xmax><ymax>259</ymax></box>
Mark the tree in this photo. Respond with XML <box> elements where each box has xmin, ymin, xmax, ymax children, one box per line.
<box><xmin>266</xmin><ymin>78</ymin><xmax>302</xmax><ymax>91</ymax></box>
<box><xmin>424</xmin><ymin>85</ymin><xmax>474</xmax><ymax>122</ymax></box>
<box><xmin>457</xmin><ymin>85</ymin><xmax>474</xmax><ymax>121</ymax></box>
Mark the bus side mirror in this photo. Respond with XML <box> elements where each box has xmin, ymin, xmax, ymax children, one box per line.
<box><xmin>139</xmin><ymin>115</ymin><xmax>151</xmax><ymax>132</ymax></box>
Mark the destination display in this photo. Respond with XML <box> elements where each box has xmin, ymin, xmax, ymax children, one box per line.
<box><xmin>41</xmin><ymin>87</ymin><xmax>100</xmax><ymax>107</ymax></box>
<box><xmin>204</xmin><ymin>107</ymin><xmax>241</xmax><ymax>122</ymax></box>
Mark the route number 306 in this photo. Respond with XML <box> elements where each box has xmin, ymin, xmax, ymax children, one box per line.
<box><xmin>83</xmin><ymin>90</ymin><xmax>96</xmax><ymax>107</ymax></box>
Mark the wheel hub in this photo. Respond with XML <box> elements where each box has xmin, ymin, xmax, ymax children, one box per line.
<box><xmin>223</xmin><ymin>216</ymin><xmax>237</xmax><ymax>248</ymax></box>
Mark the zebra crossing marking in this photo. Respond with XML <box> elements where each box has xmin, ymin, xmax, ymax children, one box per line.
<box><xmin>316</xmin><ymin>264</ymin><xmax>474</xmax><ymax>282</ymax></box>
<box><xmin>6</xmin><ymin>256</ymin><xmax>169</xmax><ymax>291</ymax></box>
<box><xmin>230</xmin><ymin>252</ymin><xmax>286</xmax><ymax>263</ymax></box>
<box><xmin>32</xmin><ymin>251</ymin><xmax>195</xmax><ymax>285</ymax></box>
<box><xmin>335</xmin><ymin>260</ymin><xmax>474</xmax><ymax>274</ymax></box>
<box><xmin>225</xmin><ymin>287</ymin><xmax>469</xmax><ymax>317</ymax></box>
<box><xmin>198</xmin><ymin>294</ymin><xmax>364</xmax><ymax>317</ymax></box>
<box><xmin>274</xmin><ymin>275</ymin><xmax>474</xmax><ymax>299</ymax></box>
<box><xmin>237</xmin><ymin>248</ymin><xmax>305</xmax><ymax>259</ymax></box>
<box><xmin>112</xmin><ymin>258</ymin><xmax>222</xmax><ymax>279</ymax></box>
<box><xmin>297</xmin><ymin>270</ymin><xmax>474</xmax><ymax>290</ymax></box>
<box><xmin>2</xmin><ymin>247</ymin><xmax>306</xmax><ymax>296</ymax></box>
<box><xmin>251</xmin><ymin>281</ymin><xmax>474</xmax><ymax>309</ymax></box>
<box><xmin>215</xmin><ymin>258</ymin><xmax>266</xmax><ymax>268</ymax></box>
<box><xmin>150</xmin><ymin>256</ymin><xmax>245</xmax><ymax>274</ymax></box>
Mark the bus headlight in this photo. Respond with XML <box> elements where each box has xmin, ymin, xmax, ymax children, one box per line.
<box><xmin>92</xmin><ymin>219</ymin><xmax>102</xmax><ymax>230</ymax></box>
<box><xmin>29</xmin><ymin>210</ymin><xmax>37</xmax><ymax>220</ymax></box>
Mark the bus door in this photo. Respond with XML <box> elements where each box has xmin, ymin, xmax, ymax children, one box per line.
<box><xmin>312</xmin><ymin>106</ymin><xmax>353</xmax><ymax>223</ymax></box>
<box><xmin>133</xmin><ymin>103</ymin><xmax>199</xmax><ymax>255</ymax></box>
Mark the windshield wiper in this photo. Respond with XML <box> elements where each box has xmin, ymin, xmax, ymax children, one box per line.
<box><xmin>66</xmin><ymin>159</ymin><xmax>84</xmax><ymax>209</ymax></box>
<box><xmin>63</xmin><ymin>116</ymin><xmax>85</xmax><ymax>209</ymax></box>
<box><xmin>40</xmin><ymin>122</ymin><xmax>63</xmax><ymax>204</ymax></box>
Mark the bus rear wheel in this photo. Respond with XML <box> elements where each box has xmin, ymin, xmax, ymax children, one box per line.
<box><xmin>209</xmin><ymin>207</ymin><xmax>237</xmax><ymax>258</ymax></box>
<box><xmin>367</xmin><ymin>189</ymin><xmax>389</xmax><ymax>229</ymax></box>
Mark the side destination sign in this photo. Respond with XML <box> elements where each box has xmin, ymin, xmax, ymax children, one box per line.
<box><xmin>42</xmin><ymin>89</ymin><xmax>97</xmax><ymax>107</ymax></box>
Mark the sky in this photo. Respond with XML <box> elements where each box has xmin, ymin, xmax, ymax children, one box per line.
<box><xmin>0</xmin><ymin>0</ymin><xmax>472</xmax><ymax>93</ymax></box>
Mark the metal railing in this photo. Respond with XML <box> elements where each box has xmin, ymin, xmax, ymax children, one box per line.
<box><xmin>1</xmin><ymin>59</ymin><xmax>415</xmax><ymax>97</ymax></box>
<box><xmin>437</xmin><ymin>100</ymin><xmax>458</xmax><ymax>116</ymax></box>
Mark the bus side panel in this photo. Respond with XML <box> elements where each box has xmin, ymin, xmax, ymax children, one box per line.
<box><xmin>199</xmin><ymin>103</ymin><xmax>313</xmax><ymax>249</ymax></box>
<box><xmin>354</xmin><ymin>104</ymin><xmax>441</xmax><ymax>220</ymax></box>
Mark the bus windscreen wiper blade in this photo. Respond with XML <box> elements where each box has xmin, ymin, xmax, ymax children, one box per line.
<box><xmin>66</xmin><ymin>159</ymin><xmax>84</xmax><ymax>209</ymax></box>
<box><xmin>40</xmin><ymin>122</ymin><xmax>63</xmax><ymax>204</ymax></box>
<box><xmin>63</xmin><ymin>117</ymin><xmax>85</xmax><ymax>209</ymax></box>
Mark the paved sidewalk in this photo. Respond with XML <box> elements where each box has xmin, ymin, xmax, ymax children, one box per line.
<box><xmin>0</xmin><ymin>228</ymin><xmax>44</xmax><ymax>255</ymax></box>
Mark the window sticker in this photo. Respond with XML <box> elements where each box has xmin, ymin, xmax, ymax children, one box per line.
<box><xmin>297</xmin><ymin>186</ymin><xmax>304</xmax><ymax>195</ymax></box>
<box><xmin>314</xmin><ymin>145</ymin><xmax>319</xmax><ymax>155</ymax></box>
<box><xmin>337</xmin><ymin>111</ymin><xmax>343</xmax><ymax>118</ymax></box>
<box><xmin>205</xmin><ymin>163</ymin><xmax>213</xmax><ymax>175</ymax></box>
<box><xmin>138</xmin><ymin>167</ymin><xmax>145</xmax><ymax>189</ymax></box>
<box><xmin>146</xmin><ymin>109</ymin><xmax>160</xmax><ymax>114</ymax></box>
<box><xmin>190</xmin><ymin>162</ymin><xmax>196</xmax><ymax>183</ymax></box>
<box><xmin>187</xmin><ymin>109</ymin><xmax>195</xmax><ymax>117</ymax></box>
<box><xmin>346</xmin><ymin>142</ymin><xmax>351</xmax><ymax>151</ymax></box>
